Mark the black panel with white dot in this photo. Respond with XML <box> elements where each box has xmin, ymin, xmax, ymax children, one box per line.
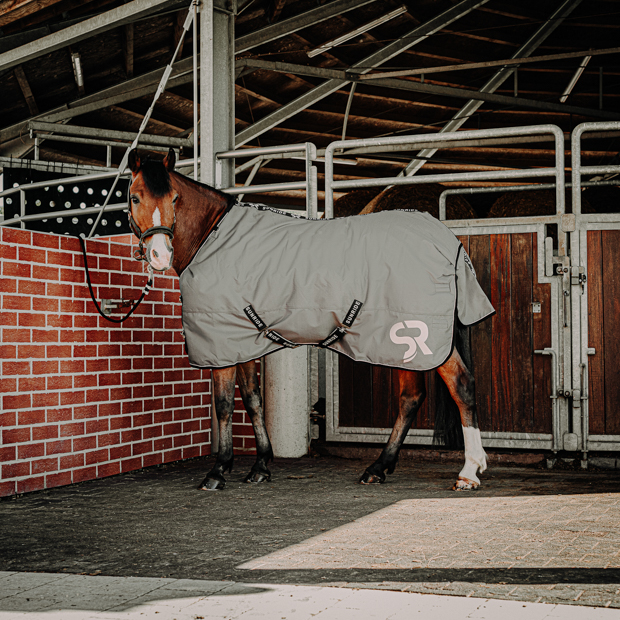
<box><xmin>3</xmin><ymin>168</ymin><xmax>131</xmax><ymax>237</ymax></box>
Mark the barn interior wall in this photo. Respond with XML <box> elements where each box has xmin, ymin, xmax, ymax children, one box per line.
<box><xmin>0</xmin><ymin>228</ymin><xmax>254</xmax><ymax>498</ymax></box>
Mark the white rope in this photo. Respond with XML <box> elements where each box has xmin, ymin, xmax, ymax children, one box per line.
<box><xmin>87</xmin><ymin>0</ymin><xmax>198</xmax><ymax>239</ymax></box>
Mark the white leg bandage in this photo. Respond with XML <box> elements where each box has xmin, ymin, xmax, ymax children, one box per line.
<box><xmin>458</xmin><ymin>426</ymin><xmax>487</xmax><ymax>485</ymax></box>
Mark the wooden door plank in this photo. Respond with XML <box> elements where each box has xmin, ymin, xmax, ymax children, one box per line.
<box><xmin>490</xmin><ymin>234</ymin><xmax>512</xmax><ymax>432</ymax></box>
<box><xmin>352</xmin><ymin>360</ymin><xmax>373</xmax><ymax>428</ymax></box>
<box><xmin>469</xmin><ymin>235</ymin><xmax>492</xmax><ymax>432</ymax></box>
<box><xmin>531</xmin><ymin>233</ymin><xmax>553</xmax><ymax>434</ymax></box>
<box><xmin>602</xmin><ymin>231</ymin><xmax>620</xmax><ymax>434</ymax></box>
<box><xmin>510</xmin><ymin>233</ymin><xmax>534</xmax><ymax>432</ymax></box>
<box><xmin>587</xmin><ymin>230</ymin><xmax>605</xmax><ymax>434</ymax></box>
<box><xmin>338</xmin><ymin>355</ymin><xmax>356</xmax><ymax>427</ymax></box>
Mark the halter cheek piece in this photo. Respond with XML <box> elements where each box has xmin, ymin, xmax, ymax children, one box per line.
<box><xmin>128</xmin><ymin>210</ymin><xmax>176</xmax><ymax>262</ymax></box>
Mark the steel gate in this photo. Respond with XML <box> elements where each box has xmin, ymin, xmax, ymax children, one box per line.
<box><xmin>571</xmin><ymin>122</ymin><xmax>620</xmax><ymax>456</ymax></box>
<box><xmin>321</xmin><ymin>123</ymin><xmax>608</xmax><ymax>455</ymax></box>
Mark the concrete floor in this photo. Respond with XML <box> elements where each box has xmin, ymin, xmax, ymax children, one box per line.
<box><xmin>1</xmin><ymin>455</ymin><xmax>620</xmax><ymax>618</ymax></box>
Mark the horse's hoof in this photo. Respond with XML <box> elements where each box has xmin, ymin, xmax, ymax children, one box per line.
<box><xmin>453</xmin><ymin>476</ymin><xmax>479</xmax><ymax>491</ymax></box>
<box><xmin>244</xmin><ymin>470</ymin><xmax>271</xmax><ymax>484</ymax></box>
<box><xmin>359</xmin><ymin>472</ymin><xmax>385</xmax><ymax>484</ymax></box>
<box><xmin>198</xmin><ymin>477</ymin><xmax>225</xmax><ymax>491</ymax></box>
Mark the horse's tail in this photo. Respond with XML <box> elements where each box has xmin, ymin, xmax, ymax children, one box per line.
<box><xmin>432</xmin><ymin>320</ymin><xmax>470</xmax><ymax>450</ymax></box>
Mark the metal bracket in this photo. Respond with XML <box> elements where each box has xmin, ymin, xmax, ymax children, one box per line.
<box><xmin>101</xmin><ymin>299</ymin><xmax>133</xmax><ymax>315</ymax></box>
<box><xmin>571</xmin><ymin>264</ymin><xmax>587</xmax><ymax>292</ymax></box>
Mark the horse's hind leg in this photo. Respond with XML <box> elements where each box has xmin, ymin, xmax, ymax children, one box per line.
<box><xmin>237</xmin><ymin>360</ymin><xmax>273</xmax><ymax>483</ymax></box>
<box><xmin>436</xmin><ymin>348</ymin><xmax>487</xmax><ymax>490</ymax></box>
<box><xmin>198</xmin><ymin>366</ymin><xmax>236</xmax><ymax>491</ymax></box>
<box><xmin>360</xmin><ymin>370</ymin><xmax>425</xmax><ymax>484</ymax></box>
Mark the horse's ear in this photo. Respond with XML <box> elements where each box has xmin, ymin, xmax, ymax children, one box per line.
<box><xmin>128</xmin><ymin>149</ymin><xmax>141</xmax><ymax>174</ymax></box>
<box><xmin>164</xmin><ymin>148</ymin><xmax>176</xmax><ymax>171</ymax></box>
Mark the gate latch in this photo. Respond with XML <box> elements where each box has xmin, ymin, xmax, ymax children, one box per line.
<box><xmin>571</xmin><ymin>265</ymin><xmax>586</xmax><ymax>290</ymax></box>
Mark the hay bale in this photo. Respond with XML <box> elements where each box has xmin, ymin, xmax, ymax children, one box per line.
<box><xmin>582</xmin><ymin>185</ymin><xmax>620</xmax><ymax>214</ymax></box>
<box><xmin>488</xmin><ymin>189</ymin><xmax>591</xmax><ymax>218</ymax></box>
<box><xmin>334</xmin><ymin>183</ymin><xmax>476</xmax><ymax>219</ymax></box>
<box><xmin>333</xmin><ymin>188</ymin><xmax>382</xmax><ymax>218</ymax></box>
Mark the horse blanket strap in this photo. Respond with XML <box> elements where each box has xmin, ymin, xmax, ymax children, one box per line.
<box><xmin>243</xmin><ymin>304</ymin><xmax>299</xmax><ymax>349</ymax></box>
<box><xmin>243</xmin><ymin>299</ymin><xmax>363</xmax><ymax>349</ymax></box>
<box><xmin>180</xmin><ymin>203</ymin><xmax>495</xmax><ymax>370</ymax></box>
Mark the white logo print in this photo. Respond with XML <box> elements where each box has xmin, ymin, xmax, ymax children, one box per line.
<box><xmin>389</xmin><ymin>321</ymin><xmax>433</xmax><ymax>363</ymax></box>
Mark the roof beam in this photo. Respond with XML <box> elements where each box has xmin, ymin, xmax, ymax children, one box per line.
<box><xmin>2</xmin><ymin>1</ymin><xmax>374</xmax><ymax>143</ymax></box>
<box><xmin>235</xmin><ymin>59</ymin><xmax>620</xmax><ymax>121</ymax></box>
<box><xmin>402</xmin><ymin>0</ymin><xmax>584</xmax><ymax>176</ymax></box>
<box><xmin>0</xmin><ymin>0</ymin><xmax>186</xmax><ymax>73</ymax></box>
<box><xmin>123</xmin><ymin>24</ymin><xmax>134</xmax><ymax>79</ymax></box>
<box><xmin>13</xmin><ymin>64</ymin><xmax>39</xmax><ymax>116</ymax></box>
<box><xmin>0</xmin><ymin>57</ymin><xmax>195</xmax><ymax>143</ymax></box>
<box><xmin>0</xmin><ymin>0</ymin><xmax>66</xmax><ymax>29</ymax></box>
<box><xmin>235</xmin><ymin>0</ymin><xmax>490</xmax><ymax>146</ymax></box>
<box><xmin>235</xmin><ymin>0</ymin><xmax>379</xmax><ymax>53</ymax></box>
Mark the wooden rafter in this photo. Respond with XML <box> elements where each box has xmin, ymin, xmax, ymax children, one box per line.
<box><xmin>269</xmin><ymin>0</ymin><xmax>287</xmax><ymax>23</ymax></box>
<box><xmin>123</xmin><ymin>23</ymin><xmax>134</xmax><ymax>79</ymax></box>
<box><xmin>0</xmin><ymin>0</ymin><xmax>66</xmax><ymax>28</ymax></box>
<box><xmin>173</xmin><ymin>9</ymin><xmax>185</xmax><ymax>56</ymax></box>
<box><xmin>13</xmin><ymin>64</ymin><xmax>38</xmax><ymax>115</ymax></box>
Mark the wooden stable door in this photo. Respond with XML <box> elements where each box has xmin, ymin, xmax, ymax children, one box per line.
<box><xmin>337</xmin><ymin>232</ymin><xmax>554</xmax><ymax>439</ymax></box>
<box><xmin>586</xmin><ymin>229</ymin><xmax>620</xmax><ymax>436</ymax></box>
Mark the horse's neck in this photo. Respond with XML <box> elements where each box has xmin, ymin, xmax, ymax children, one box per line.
<box><xmin>171</xmin><ymin>173</ymin><xmax>231</xmax><ymax>274</ymax></box>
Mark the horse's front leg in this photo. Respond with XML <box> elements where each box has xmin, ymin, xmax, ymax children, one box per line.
<box><xmin>437</xmin><ymin>348</ymin><xmax>487</xmax><ymax>490</ymax></box>
<box><xmin>237</xmin><ymin>360</ymin><xmax>273</xmax><ymax>483</ymax></box>
<box><xmin>198</xmin><ymin>366</ymin><xmax>237</xmax><ymax>491</ymax></box>
<box><xmin>360</xmin><ymin>370</ymin><xmax>425</xmax><ymax>484</ymax></box>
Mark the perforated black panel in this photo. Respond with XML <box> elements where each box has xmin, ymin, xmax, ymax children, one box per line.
<box><xmin>3</xmin><ymin>168</ymin><xmax>131</xmax><ymax>237</ymax></box>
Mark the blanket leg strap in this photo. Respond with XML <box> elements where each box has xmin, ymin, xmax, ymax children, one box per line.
<box><xmin>244</xmin><ymin>304</ymin><xmax>299</xmax><ymax>349</ymax></box>
<box><xmin>317</xmin><ymin>299</ymin><xmax>363</xmax><ymax>348</ymax></box>
<box><xmin>243</xmin><ymin>299</ymin><xmax>363</xmax><ymax>350</ymax></box>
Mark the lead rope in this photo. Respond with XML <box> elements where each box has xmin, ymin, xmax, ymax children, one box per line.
<box><xmin>87</xmin><ymin>0</ymin><xmax>197</xmax><ymax>240</ymax></box>
<box><xmin>81</xmin><ymin>0</ymin><xmax>196</xmax><ymax>319</ymax></box>
<box><xmin>78</xmin><ymin>236</ymin><xmax>153</xmax><ymax>324</ymax></box>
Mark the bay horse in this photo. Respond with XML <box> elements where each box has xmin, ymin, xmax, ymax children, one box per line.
<box><xmin>127</xmin><ymin>148</ymin><xmax>489</xmax><ymax>491</ymax></box>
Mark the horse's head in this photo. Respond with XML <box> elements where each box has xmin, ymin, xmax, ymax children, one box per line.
<box><xmin>128</xmin><ymin>148</ymin><xmax>177</xmax><ymax>272</ymax></box>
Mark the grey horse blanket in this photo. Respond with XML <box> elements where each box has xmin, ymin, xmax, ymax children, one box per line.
<box><xmin>180</xmin><ymin>203</ymin><xmax>494</xmax><ymax>370</ymax></box>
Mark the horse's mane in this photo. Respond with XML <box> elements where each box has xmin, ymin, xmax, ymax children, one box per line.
<box><xmin>141</xmin><ymin>157</ymin><xmax>233</xmax><ymax>204</ymax></box>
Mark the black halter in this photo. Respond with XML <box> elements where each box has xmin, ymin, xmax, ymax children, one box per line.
<box><xmin>128</xmin><ymin>210</ymin><xmax>175</xmax><ymax>263</ymax></box>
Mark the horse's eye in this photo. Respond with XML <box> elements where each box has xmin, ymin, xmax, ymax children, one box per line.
<box><xmin>172</xmin><ymin>194</ymin><xmax>179</xmax><ymax>204</ymax></box>
<box><xmin>131</xmin><ymin>196</ymin><xmax>139</xmax><ymax>205</ymax></box>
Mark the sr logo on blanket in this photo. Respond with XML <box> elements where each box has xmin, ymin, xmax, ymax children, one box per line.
<box><xmin>390</xmin><ymin>321</ymin><xmax>433</xmax><ymax>363</ymax></box>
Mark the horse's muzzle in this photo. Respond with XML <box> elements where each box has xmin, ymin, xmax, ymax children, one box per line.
<box><xmin>146</xmin><ymin>234</ymin><xmax>174</xmax><ymax>272</ymax></box>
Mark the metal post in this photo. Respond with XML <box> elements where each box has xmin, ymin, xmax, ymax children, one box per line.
<box><xmin>193</xmin><ymin>0</ymin><xmax>199</xmax><ymax>180</ymax></box>
<box><xmin>19</xmin><ymin>189</ymin><xmax>25</xmax><ymax>229</ymax></box>
<box><xmin>201</xmin><ymin>0</ymin><xmax>235</xmax><ymax>453</ymax></box>
<box><xmin>200</xmin><ymin>0</ymin><xmax>235</xmax><ymax>188</ymax></box>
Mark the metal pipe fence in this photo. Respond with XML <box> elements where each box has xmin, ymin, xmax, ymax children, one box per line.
<box><xmin>439</xmin><ymin>179</ymin><xmax>620</xmax><ymax>221</ymax></box>
<box><xmin>324</xmin><ymin>124</ymin><xmax>566</xmax><ymax>219</ymax></box>
<box><xmin>215</xmin><ymin>142</ymin><xmax>318</xmax><ymax>218</ymax></box>
<box><xmin>571</xmin><ymin>121</ymin><xmax>620</xmax><ymax>215</ymax></box>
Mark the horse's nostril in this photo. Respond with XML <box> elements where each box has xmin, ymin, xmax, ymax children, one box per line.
<box><xmin>153</xmin><ymin>249</ymin><xmax>159</xmax><ymax>258</ymax></box>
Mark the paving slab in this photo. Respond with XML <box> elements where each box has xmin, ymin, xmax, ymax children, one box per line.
<box><xmin>1</xmin><ymin>456</ymin><xmax>620</xmax><ymax>609</ymax></box>
<box><xmin>0</xmin><ymin>572</ymin><xmax>620</xmax><ymax>620</ymax></box>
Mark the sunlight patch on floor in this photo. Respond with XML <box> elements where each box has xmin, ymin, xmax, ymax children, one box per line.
<box><xmin>238</xmin><ymin>494</ymin><xmax>620</xmax><ymax>571</ymax></box>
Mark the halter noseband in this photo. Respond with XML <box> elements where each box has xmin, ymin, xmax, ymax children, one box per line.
<box><xmin>128</xmin><ymin>211</ymin><xmax>176</xmax><ymax>262</ymax></box>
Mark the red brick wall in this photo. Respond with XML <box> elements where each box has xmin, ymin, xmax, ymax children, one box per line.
<box><xmin>0</xmin><ymin>228</ymin><xmax>217</xmax><ymax>497</ymax></box>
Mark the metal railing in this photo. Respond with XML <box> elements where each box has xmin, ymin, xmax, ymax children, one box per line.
<box><xmin>438</xmin><ymin>180</ymin><xmax>620</xmax><ymax>221</ymax></box>
<box><xmin>571</xmin><ymin>121</ymin><xmax>620</xmax><ymax>215</ymax></box>
<box><xmin>324</xmin><ymin>124</ymin><xmax>566</xmax><ymax>219</ymax></box>
<box><xmin>215</xmin><ymin>143</ymin><xmax>318</xmax><ymax>218</ymax></box>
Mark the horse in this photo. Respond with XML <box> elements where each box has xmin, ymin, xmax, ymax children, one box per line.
<box><xmin>127</xmin><ymin>148</ymin><xmax>492</xmax><ymax>491</ymax></box>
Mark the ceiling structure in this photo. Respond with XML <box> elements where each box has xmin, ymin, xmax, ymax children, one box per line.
<box><xmin>0</xmin><ymin>0</ymin><xmax>619</xmax><ymax>212</ymax></box>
